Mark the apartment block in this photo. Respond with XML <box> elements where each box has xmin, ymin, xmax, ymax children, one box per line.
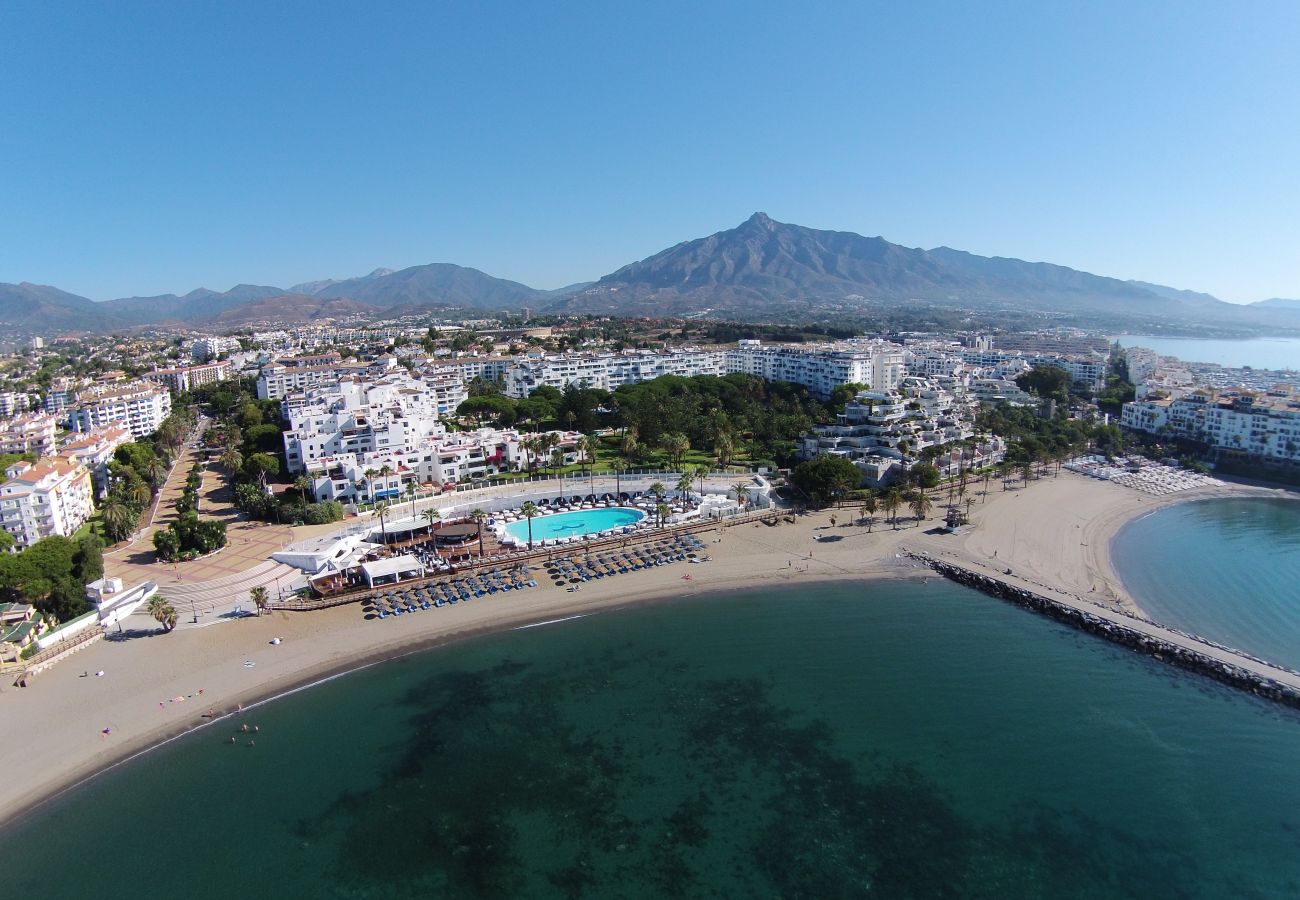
<box><xmin>146</xmin><ymin>360</ymin><xmax>232</xmax><ymax>393</ymax></box>
<box><xmin>190</xmin><ymin>336</ymin><xmax>242</xmax><ymax>360</ymax></box>
<box><xmin>56</xmin><ymin>424</ymin><xmax>132</xmax><ymax>497</ymax></box>
<box><xmin>0</xmin><ymin>392</ymin><xmax>32</xmax><ymax>418</ymax></box>
<box><xmin>0</xmin><ymin>458</ymin><xmax>95</xmax><ymax>549</ymax></box>
<box><xmin>0</xmin><ymin>413</ymin><xmax>58</xmax><ymax>457</ymax></box>
<box><xmin>798</xmin><ymin>376</ymin><xmax>997</xmax><ymax>487</ymax></box>
<box><xmin>1121</xmin><ymin>389</ymin><xmax>1300</xmax><ymax>462</ymax></box>
<box><xmin>71</xmin><ymin>381</ymin><xmax>173</xmax><ymax>438</ymax></box>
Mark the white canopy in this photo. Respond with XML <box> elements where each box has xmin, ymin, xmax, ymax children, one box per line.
<box><xmin>361</xmin><ymin>555</ymin><xmax>426</xmax><ymax>588</ymax></box>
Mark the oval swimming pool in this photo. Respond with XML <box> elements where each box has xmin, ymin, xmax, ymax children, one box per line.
<box><xmin>503</xmin><ymin>507</ymin><xmax>644</xmax><ymax>543</ymax></box>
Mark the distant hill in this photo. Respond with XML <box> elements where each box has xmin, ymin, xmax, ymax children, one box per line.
<box><xmin>1126</xmin><ymin>281</ymin><xmax>1225</xmax><ymax>308</ymax></box>
<box><xmin>100</xmin><ymin>284</ymin><xmax>287</xmax><ymax>325</ymax></box>
<box><xmin>555</xmin><ymin>213</ymin><xmax>1205</xmax><ymax>319</ymax></box>
<box><xmin>207</xmin><ymin>294</ymin><xmax>375</xmax><ymax>326</ymax></box>
<box><xmin>313</xmin><ymin>263</ymin><xmax>546</xmax><ymax>310</ymax></box>
<box><xmin>0</xmin><ymin>282</ymin><xmax>120</xmax><ymax>332</ymax></box>
<box><xmin>3</xmin><ymin>215</ymin><xmax>1299</xmax><ymax>334</ymax></box>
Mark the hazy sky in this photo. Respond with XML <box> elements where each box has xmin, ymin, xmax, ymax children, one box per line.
<box><xmin>2</xmin><ymin>1</ymin><xmax>1297</xmax><ymax>303</ymax></box>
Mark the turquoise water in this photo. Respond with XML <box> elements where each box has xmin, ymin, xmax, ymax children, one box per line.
<box><xmin>5</xmin><ymin>581</ymin><xmax>1300</xmax><ymax>898</ymax></box>
<box><xmin>1114</xmin><ymin>335</ymin><xmax>1300</xmax><ymax>370</ymax></box>
<box><xmin>1112</xmin><ymin>497</ymin><xmax>1300</xmax><ymax>670</ymax></box>
<box><xmin>504</xmin><ymin>507</ymin><xmax>644</xmax><ymax>543</ymax></box>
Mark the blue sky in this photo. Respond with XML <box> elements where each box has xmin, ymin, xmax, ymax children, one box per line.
<box><xmin>2</xmin><ymin>1</ymin><xmax>1297</xmax><ymax>303</ymax></box>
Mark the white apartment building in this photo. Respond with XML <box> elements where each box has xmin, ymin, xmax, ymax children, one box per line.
<box><xmin>42</xmin><ymin>377</ymin><xmax>84</xmax><ymax>419</ymax></box>
<box><xmin>281</xmin><ymin>371</ymin><xmax>469</xmax><ymax>476</ymax></box>
<box><xmin>0</xmin><ymin>392</ymin><xmax>32</xmax><ymax>418</ymax></box>
<box><xmin>256</xmin><ymin>355</ymin><xmax>376</xmax><ymax>400</ymax></box>
<box><xmin>304</xmin><ymin>428</ymin><xmax>581</xmax><ymax>503</ymax></box>
<box><xmin>146</xmin><ymin>360</ymin><xmax>232</xmax><ymax>394</ymax></box>
<box><xmin>0</xmin><ymin>458</ymin><xmax>94</xmax><ymax>549</ymax></box>
<box><xmin>956</xmin><ymin>347</ymin><xmax>1106</xmax><ymax>390</ymax></box>
<box><xmin>56</xmin><ymin>424</ymin><xmax>132</xmax><ymax>497</ymax></box>
<box><xmin>798</xmin><ymin>377</ymin><xmax>997</xmax><ymax>487</ymax></box>
<box><xmin>502</xmin><ymin>347</ymin><xmax>730</xmax><ymax>397</ymax></box>
<box><xmin>0</xmin><ymin>413</ymin><xmax>59</xmax><ymax>457</ymax></box>
<box><xmin>259</xmin><ymin>340</ymin><xmax>917</xmax><ymax>409</ymax></box>
<box><xmin>190</xmin><ymin>335</ymin><xmax>242</xmax><ymax>360</ymax></box>
<box><xmin>724</xmin><ymin>341</ymin><xmax>905</xmax><ymax>398</ymax></box>
<box><xmin>71</xmin><ymin>381</ymin><xmax>173</xmax><ymax>438</ymax></box>
<box><xmin>1121</xmin><ymin>389</ymin><xmax>1300</xmax><ymax>462</ymax></box>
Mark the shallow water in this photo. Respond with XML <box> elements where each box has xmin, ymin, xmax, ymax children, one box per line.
<box><xmin>7</xmin><ymin>581</ymin><xmax>1300</xmax><ymax>898</ymax></box>
<box><xmin>1112</xmin><ymin>497</ymin><xmax>1300</xmax><ymax>670</ymax></box>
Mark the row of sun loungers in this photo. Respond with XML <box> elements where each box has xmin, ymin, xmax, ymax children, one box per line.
<box><xmin>367</xmin><ymin>568</ymin><xmax>539</xmax><ymax>619</ymax></box>
<box><xmin>543</xmin><ymin>534</ymin><xmax>708</xmax><ymax>586</ymax></box>
<box><xmin>1065</xmin><ymin>456</ymin><xmax>1216</xmax><ymax>495</ymax></box>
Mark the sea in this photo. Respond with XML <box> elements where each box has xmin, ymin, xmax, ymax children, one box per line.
<box><xmin>1113</xmin><ymin>497</ymin><xmax>1300</xmax><ymax>671</ymax></box>
<box><xmin>1113</xmin><ymin>334</ymin><xmax>1300</xmax><ymax>371</ymax></box>
<box><xmin>5</xmin><ymin>574</ymin><xmax>1300</xmax><ymax>898</ymax></box>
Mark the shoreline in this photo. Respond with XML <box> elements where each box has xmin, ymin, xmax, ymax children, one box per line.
<box><xmin>0</xmin><ymin>471</ymin><xmax>1285</xmax><ymax>828</ymax></box>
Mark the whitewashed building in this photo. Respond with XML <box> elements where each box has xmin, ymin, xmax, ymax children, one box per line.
<box><xmin>1121</xmin><ymin>389</ymin><xmax>1300</xmax><ymax>462</ymax></box>
<box><xmin>0</xmin><ymin>458</ymin><xmax>95</xmax><ymax>549</ymax></box>
<box><xmin>71</xmin><ymin>381</ymin><xmax>172</xmax><ymax>438</ymax></box>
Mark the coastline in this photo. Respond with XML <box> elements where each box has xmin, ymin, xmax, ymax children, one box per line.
<box><xmin>0</xmin><ymin>470</ymin><xmax>1282</xmax><ymax>827</ymax></box>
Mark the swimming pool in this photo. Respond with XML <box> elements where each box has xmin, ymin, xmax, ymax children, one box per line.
<box><xmin>503</xmin><ymin>507</ymin><xmax>644</xmax><ymax>543</ymax></box>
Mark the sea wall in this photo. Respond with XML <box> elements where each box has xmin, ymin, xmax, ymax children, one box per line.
<box><xmin>911</xmin><ymin>553</ymin><xmax>1300</xmax><ymax>711</ymax></box>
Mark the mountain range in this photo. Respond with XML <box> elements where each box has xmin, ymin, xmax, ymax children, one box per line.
<box><xmin>3</xmin><ymin>213</ymin><xmax>1298</xmax><ymax>335</ymax></box>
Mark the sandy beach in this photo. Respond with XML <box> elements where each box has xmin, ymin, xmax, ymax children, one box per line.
<box><xmin>0</xmin><ymin>470</ymin><xmax>1282</xmax><ymax>826</ymax></box>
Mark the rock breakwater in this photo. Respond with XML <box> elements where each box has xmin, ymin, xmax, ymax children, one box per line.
<box><xmin>910</xmin><ymin>552</ymin><xmax>1300</xmax><ymax>711</ymax></box>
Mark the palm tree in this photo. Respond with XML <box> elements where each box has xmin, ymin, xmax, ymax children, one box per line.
<box><xmin>221</xmin><ymin>448</ymin><xmax>243</xmax><ymax>482</ymax></box>
<box><xmin>147</xmin><ymin>595</ymin><xmax>178</xmax><ymax>632</ymax></box>
<box><xmin>613</xmin><ymin>460</ymin><xmax>627</xmax><ymax>505</ymax></box>
<box><xmin>732</xmin><ymin>480</ymin><xmax>750</xmax><ymax>508</ymax></box>
<box><xmin>575</xmin><ymin>435</ymin><xmax>593</xmax><ymax>477</ymax></box>
<box><xmin>520</xmin><ymin>501</ymin><xmax>539</xmax><ymax>549</ymax></box>
<box><xmin>676</xmin><ymin>470</ymin><xmax>695</xmax><ymax>504</ymax></box>
<box><xmin>715</xmin><ymin>431</ymin><xmax>735</xmax><ymax>468</ymax></box>
<box><xmin>910</xmin><ymin>492</ymin><xmax>933</xmax><ymax>525</ymax></box>
<box><xmin>144</xmin><ymin>459</ymin><xmax>168</xmax><ymax>492</ymax></box>
<box><xmin>620</xmin><ymin>428</ymin><xmax>639</xmax><ymax>461</ymax></box>
<box><xmin>662</xmin><ymin>432</ymin><xmax>690</xmax><ymax>470</ymax></box>
<box><xmin>523</xmin><ymin>436</ymin><xmax>543</xmax><ymax>474</ymax></box>
<box><xmin>101</xmin><ymin>497</ymin><xmax>133</xmax><ymax>542</ymax></box>
<box><xmin>249</xmin><ymin>586</ymin><xmax>269</xmax><ymax>616</ymax></box>
<box><xmin>294</xmin><ymin>475</ymin><xmax>313</xmax><ymax>502</ymax></box>
<box><xmin>655</xmin><ymin>502</ymin><xmax>671</xmax><ymax>527</ymax></box>
<box><xmin>964</xmin><ymin>496</ymin><xmax>975</xmax><ymax>524</ymax></box>
<box><xmin>422</xmin><ymin>507</ymin><xmax>442</xmax><ymax>536</ymax></box>
<box><xmin>883</xmin><ymin>487</ymin><xmax>902</xmax><ymax>530</ymax></box>
<box><xmin>982</xmin><ymin>469</ymin><xmax>992</xmax><ymax>500</ymax></box>
<box><xmin>1020</xmin><ymin>461</ymin><xmax>1033</xmax><ymax>486</ymax></box>
<box><xmin>131</xmin><ymin>480</ymin><xmax>152</xmax><ymax>509</ymax></box>
<box><xmin>861</xmin><ymin>495</ymin><xmax>877</xmax><ymax>531</ymax></box>
<box><xmin>470</xmin><ymin>508</ymin><xmax>487</xmax><ymax>558</ymax></box>
<box><xmin>375</xmin><ymin>501</ymin><xmax>391</xmax><ymax>545</ymax></box>
<box><xmin>406</xmin><ymin>480</ymin><xmax>419</xmax><ymax>517</ymax></box>
<box><xmin>695</xmin><ymin>463</ymin><xmax>710</xmax><ymax>485</ymax></box>
<box><xmin>649</xmin><ymin>482</ymin><xmax>666</xmax><ymax>504</ymax></box>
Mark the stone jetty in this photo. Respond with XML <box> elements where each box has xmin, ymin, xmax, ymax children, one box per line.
<box><xmin>908</xmin><ymin>551</ymin><xmax>1300</xmax><ymax>711</ymax></box>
